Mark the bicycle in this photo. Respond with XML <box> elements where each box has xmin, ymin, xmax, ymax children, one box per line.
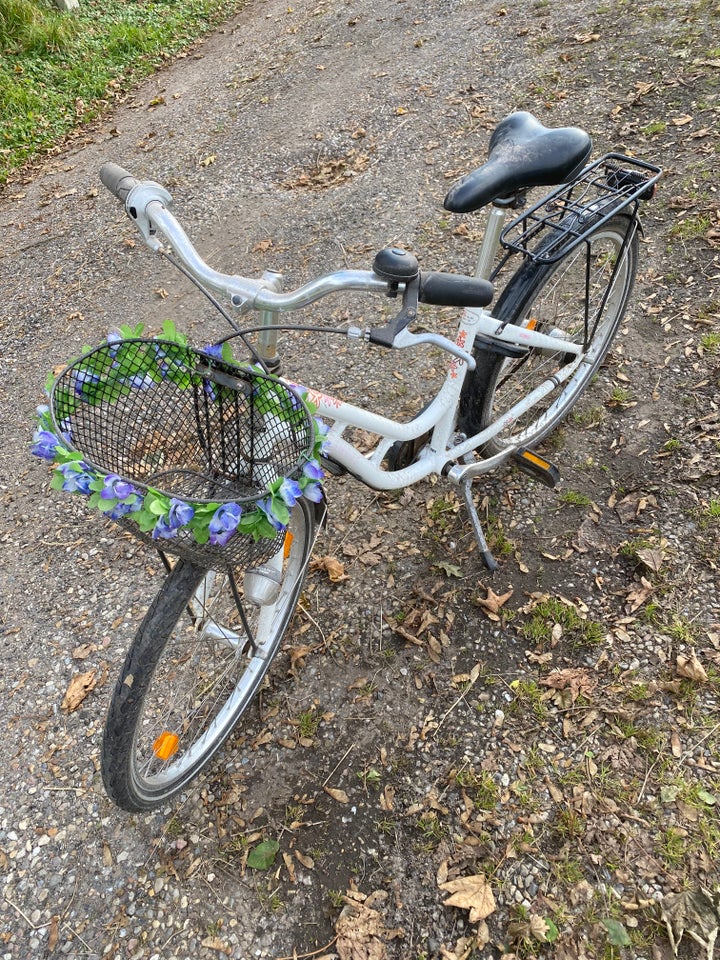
<box><xmin>42</xmin><ymin>111</ymin><xmax>661</xmax><ymax>811</ymax></box>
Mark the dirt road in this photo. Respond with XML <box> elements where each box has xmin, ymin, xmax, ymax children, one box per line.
<box><xmin>1</xmin><ymin>0</ymin><xmax>718</xmax><ymax>957</ymax></box>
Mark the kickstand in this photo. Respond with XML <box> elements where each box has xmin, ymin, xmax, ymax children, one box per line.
<box><xmin>460</xmin><ymin>480</ymin><xmax>498</xmax><ymax>572</ymax></box>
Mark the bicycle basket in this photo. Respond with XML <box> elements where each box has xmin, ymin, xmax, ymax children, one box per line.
<box><xmin>47</xmin><ymin>338</ymin><xmax>316</xmax><ymax>569</ymax></box>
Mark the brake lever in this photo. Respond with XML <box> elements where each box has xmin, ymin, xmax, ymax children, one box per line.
<box><xmin>125</xmin><ymin>183</ymin><xmax>174</xmax><ymax>251</ymax></box>
<box><xmin>349</xmin><ymin>325</ymin><xmax>476</xmax><ymax>369</ymax></box>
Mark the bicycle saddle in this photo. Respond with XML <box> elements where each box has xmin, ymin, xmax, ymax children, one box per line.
<box><xmin>444</xmin><ymin>111</ymin><xmax>592</xmax><ymax>214</ymax></box>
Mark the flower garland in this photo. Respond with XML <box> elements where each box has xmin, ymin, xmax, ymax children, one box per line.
<box><xmin>32</xmin><ymin>322</ymin><xmax>327</xmax><ymax>547</ymax></box>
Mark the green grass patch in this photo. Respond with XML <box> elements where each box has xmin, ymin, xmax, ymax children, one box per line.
<box><xmin>0</xmin><ymin>0</ymin><xmax>247</xmax><ymax>184</ymax></box>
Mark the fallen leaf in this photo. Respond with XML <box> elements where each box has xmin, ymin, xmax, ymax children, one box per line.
<box><xmin>295</xmin><ymin>849</ymin><xmax>315</xmax><ymax>869</ymax></box>
<box><xmin>677</xmin><ymin>652</ymin><xmax>708</xmax><ymax>683</ymax></box>
<box><xmin>61</xmin><ymin>669</ymin><xmax>97</xmax><ymax>712</ymax></box>
<box><xmin>199</xmin><ymin>154</ymin><xmax>217</xmax><ymax>166</ymax></box>
<box><xmin>433</xmin><ymin>560</ymin><xmax>464</xmax><ymax>578</ymax></box>
<box><xmin>336</xmin><ymin>891</ymin><xmax>404</xmax><ymax>960</ymax></box>
<box><xmin>661</xmin><ymin>888</ymin><xmax>720</xmax><ymax>959</ymax></box>
<box><xmin>439</xmin><ymin>874</ymin><xmax>496</xmax><ymax>922</ymax></box>
<box><xmin>71</xmin><ymin>642</ymin><xmax>97</xmax><ymax>660</ymax></box>
<box><xmin>539</xmin><ymin>668</ymin><xmax>597</xmax><ymax>703</ymax></box>
<box><xmin>48</xmin><ymin>916</ymin><xmax>59</xmax><ymax>952</ymax></box>
<box><xmin>625</xmin><ymin>578</ymin><xmax>653</xmax><ymax>613</ymax></box>
<box><xmin>200</xmin><ymin>935</ymin><xmax>230</xmax><ymax>954</ymax></box>
<box><xmin>324</xmin><ymin>786</ymin><xmax>350</xmax><ymax>804</ymax></box>
<box><xmin>474</xmin><ymin>587</ymin><xmax>513</xmax><ymax>619</ymax></box>
<box><xmin>312</xmin><ymin>555</ymin><xmax>348</xmax><ymax>582</ymax></box>
<box><xmin>600</xmin><ymin>918</ymin><xmax>631</xmax><ymax>947</ymax></box>
<box><xmin>246</xmin><ymin>839</ymin><xmax>279</xmax><ymax>870</ymax></box>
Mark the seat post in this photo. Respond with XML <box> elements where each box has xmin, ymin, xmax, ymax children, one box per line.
<box><xmin>474</xmin><ymin>206</ymin><xmax>507</xmax><ymax>281</ymax></box>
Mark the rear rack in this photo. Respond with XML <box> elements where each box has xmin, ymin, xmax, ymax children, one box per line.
<box><xmin>500</xmin><ymin>154</ymin><xmax>662</xmax><ymax>265</ymax></box>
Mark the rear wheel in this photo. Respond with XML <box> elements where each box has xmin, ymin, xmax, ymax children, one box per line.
<box><xmin>459</xmin><ymin>214</ymin><xmax>639</xmax><ymax>454</ymax></box>
<box><xmin>102</xmin><ymin>500</ymin><xmax>315</xmax><ymax>812</ymax></box>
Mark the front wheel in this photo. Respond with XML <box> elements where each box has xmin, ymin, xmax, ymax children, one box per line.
<box><xmin>460</xmin><ymin>213</ymin><xmax>639</xmax><ymax>455</ymax></box>
<box><xmin>101</xmin><ymin>500</ymin><xmax>315</xmax><ymax>812</ymax></box>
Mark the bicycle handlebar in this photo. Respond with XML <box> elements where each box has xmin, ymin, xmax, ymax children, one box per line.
<box><xmin>98</xmin><ymin>162</ymin><xmax>491</xmax><ymax>365</ymax></box>
<box><xmin>100</xmin><ymin>162</ymin><xmax>139</xmax><ymax>203</ymax></box>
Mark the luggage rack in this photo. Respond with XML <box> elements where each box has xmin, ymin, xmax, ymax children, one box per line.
<box><xmin>500</xmin><ymin>154</ymin><xmax>663</xmax><ymax>265</ymax></box>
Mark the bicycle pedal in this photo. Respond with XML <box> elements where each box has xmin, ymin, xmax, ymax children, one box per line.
<box><xmin>512</xmin><ymin>449</ymin><xmax>560</xmax><ymax>488</ymax></box>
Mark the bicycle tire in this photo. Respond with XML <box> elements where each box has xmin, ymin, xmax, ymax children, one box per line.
<box><xmin>459</xmin><ymin>213</ymin><xmax>639</xmax><ymax>455</ymax></box>
<box><xmin>101</xmin><ymin>500</ymin><xmax>315</xmax><ymax>812</ymax></box>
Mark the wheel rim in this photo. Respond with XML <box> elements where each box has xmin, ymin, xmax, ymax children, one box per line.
<box><xmin>128</xmin><ymin>507</ymin><xmax>309</xmax><ymax>802</ymax></box>
<box><xmin>487</xmin><ymin>224</ymin><xmax>634</xmax><ymax>449</ymax></box>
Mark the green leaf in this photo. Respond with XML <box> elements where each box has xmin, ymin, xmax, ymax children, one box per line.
<box><xmin>696</xmin><ymin>789</ymin><xmax>716</xmax><ymax>806</ymax></box>
<box><xmin>601</xmin><ymin>918</ymin><xmax>631</xmax><ymax>947</ymax></box>
<box><xmin>542</xmin><ymin>918</ymin><xmax>559</xmax><ymax>943</ymax></box>
<box><xmin>246</xmin><ymin>839</ymin><xmax>279</xmax><ymax>870</ymax></box>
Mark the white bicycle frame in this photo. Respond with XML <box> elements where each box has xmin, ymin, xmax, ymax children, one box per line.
<box><xmin>292</xmin><ymin>304</ymin><xmax>584</xmax><ymax>490</ymax></box>
<box><xmin>136</xmin><ymin>196</ymin><xmax>587</xmax><ymax>491</ymax></box>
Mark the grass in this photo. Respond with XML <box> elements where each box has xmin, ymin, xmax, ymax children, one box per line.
<box><xmin>0</xmin><ymin>0</ymin><xmax>247</xmax><ymax>184</ymax></box>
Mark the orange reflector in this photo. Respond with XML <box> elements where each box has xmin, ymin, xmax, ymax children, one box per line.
<box><xmin>153</xmin><ymin>731</ymin><xmax>179</xmax><ymax>760</ymax></box>
<box><xmin>520</xmin><ymin>450</ymin><xmax>550</xmax><ymax>469</ymax></box>
<box><xmin>283</xmin><ymin>531</ymin><xmax>294</xmax><ymax>559</ymax></box>
<box><xmin>526</xmin><ymin>317</ymin><xmax>538</xmax><ymax>330</ymax></box>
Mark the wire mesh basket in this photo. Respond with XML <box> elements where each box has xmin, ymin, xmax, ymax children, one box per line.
<box><xmin>500</xmin><ymin>154</ymin><xmax>662</xmax><ymax>265</ymax></box>
<box><xmin>49</xmin><ymin>338</ymin><xmax>316</xmax><ymax>569</ymax></box>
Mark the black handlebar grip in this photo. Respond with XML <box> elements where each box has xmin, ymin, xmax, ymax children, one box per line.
<box><xmin>419</xmin><ymin>271</ymin><xmax>494</xmax><ymax>309</ymax></box>
<box><xmin>100</xmin><ymin>162</ymin><xmax>139</xmax><ymax>203</ymax></box>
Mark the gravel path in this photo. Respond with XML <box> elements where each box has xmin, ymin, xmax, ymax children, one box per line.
<box><xmin>1</xmin><ymin>1</ymin><xmax>718</xmax><ymax>958</ymax></box>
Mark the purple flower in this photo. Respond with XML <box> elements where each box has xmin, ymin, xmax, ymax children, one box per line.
<box><xmin>72</xmin><ymin>368</ymin><xmax>100</xmax><ymax>398</ymax></box>
<box><xmin>107</xmin><ymin>331</ymin><xmax>122</xmax><ymax>357</ymax></box>
<box><xmin>108</xmin><ymin>499</ymin><xmax>142</xmax><ymax>520</ymax></box>
<box><xmin>256</xmin><ymin>497</ymin><xmax>287</xmax><ymax>532</ymax></box>
<box><xmin>58</xmin><ymin>418</ymin><xmax>73</xmax><ymax>444</ymax></box>
<box><xmin>32</xmin><ymin>429</ymin><xmax>60</xmax><ymax>461</ymax></box>
<box><xmin>208</xmin><ymin>503</ymin><xmax>242</xmax><ymax>546</ymax></box>
<box><xmin>303</xmin><ymin>460</ymin><xmax>324</xmax><ymax>482</ymax></box>
<box><xmin>58</xmin><ymin>462</ymin><xmax>94</xmax><ymax>494</ymax></box>
<box><xmin>152</xmin><ymin>515</ymin><xmax>177</xmax><ymax>539</ymax></box>
<box><xmin>314</xmin><ymin>417</ymin><xmax>331</xmax><ymax>455</ymax></box>
<box><xmin>302</xmin><ymin>482</ymin><xmax>324</xmax><ymax>503</ymax></box>
<box><xmin>278</xmin><ymin>478</ymin><xmax>302</xmax><ymax>507</ymax></box>
<box><xmin>203</xmin><ymin>343</ymin><xmax>224</xmax><ymax>360</ymax></box>
<box><xmin>126</xmin><ymin>373</ymin><xmax>154</xmax><ymax>390</ymax></box>
<box><xmin>167</xmin><ymin>499</ymin><xmax>194</xmax><ymax>529</ymax></box>
<box><xmin>100</xmin><ymin>474</ymin><xmax>139</xmax><ymax>501</ymax></box>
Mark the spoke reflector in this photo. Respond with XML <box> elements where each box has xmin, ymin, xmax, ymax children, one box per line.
<box><xmin>153</xmin><ymin>731</ymin><xmax>180</xmax><ymax>760</ymax></box>
<box><xmin>283</xmin><ymin>531</ymin><xmax>294</xmax><ymax>559</ymax></box>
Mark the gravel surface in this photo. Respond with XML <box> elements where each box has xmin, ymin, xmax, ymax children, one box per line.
<box><xmin>1</xmin><ymin>0</ymin><xmax>719</xmax><ymax>958</ymax></box>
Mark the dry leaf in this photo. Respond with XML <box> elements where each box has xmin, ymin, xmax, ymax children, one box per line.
<box><xmin>538</xmin><ymin>668</ymin><xmax>597</xmax><ymax>703</ymax></box>
<box><xmin>47</xmin><ymin>916</ymin><xmax>59</xmax><ymax>953</ymax></box>
<box><xmin>72</xmin><ymin>642</ymin><xmax>96</xmax><ymax>660</ymax></box>
<box><xmin>336</xmin><ymin>891</ymin><xmax>404</xmax><ymax>960</ymax></box>
<box><xmin>677</xmin><ymin>652</ymin><xmax>708</xmax><ymax>683</ymax></box>
<box><xmin>295</xmin><ymin>849</ymin><xmax>315</xmax><ymax>869</ymax></box>
<box><xmin>474</xmin><ymin>587</ymin><xmax>513</xmax><ymax>620</ymax></box>
<box><xmin>661</xmin><ymin>888</ymin><xmax>720</xmax><ymax>959</ymax></box>
<box><xmin>61</xmin><ymin>669</ymin><xmax>97</xmax><ymax>712</ymax></box>
<box><xmin>439</xmin><ymin>874</ymin><xmax>496</xmax><ymax>922</ymax></box>
<box><xmin>324</xmin><ymin>786</ymin><xmax>350</xmax><ymax>804</ymax></box>
<box><xmin>625</xmin><ymin>578</ymin><xmax>653</xmax><ymax>613</ymax></box>
<box><xmin>312</xmin><ymin>555</ymin><xmax>348</xmax><ymax>582</ymax></box>
<box><xmin>200</xmin><ymin>935</ymin><xmax>230</xmax><ymax>954</ymax></box>
<box><xmin>199</xmin><ymin>154</ymin><xmax>217</xmax><ymax>166</ymax></box>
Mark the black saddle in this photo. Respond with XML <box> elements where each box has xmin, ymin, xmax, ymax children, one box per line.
<box><xmin>444</xmin><ymin>111</ymin><xmax>592</xmax><ymax>214</ymax></box>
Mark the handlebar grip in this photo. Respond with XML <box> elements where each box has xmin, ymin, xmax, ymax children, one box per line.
<box><xmin>419</xmin><ymin>271</ymin><xmax>494</xmax><ymax>308</ymax></box>
<box><xmin>100</xmin><ymin>162</ymin><xmax>139</xmax><ymax>203</ymax></box>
